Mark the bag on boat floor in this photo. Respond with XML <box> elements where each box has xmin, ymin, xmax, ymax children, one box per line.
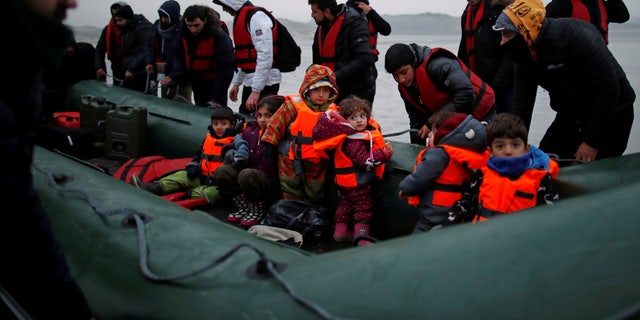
<box><xmin>261</xmin><ymin>199</ymin><xmax>330</xmax><ymax>243</ymax></box>
<box><xmin>113</xmin><ymin>155</ymin><xmax>192</xmax><ymax>183</ymax></box>
<box><xmin>35</xmin><ymin>124</ymin><xmax>102</xmax><ymax>159</ymax></box>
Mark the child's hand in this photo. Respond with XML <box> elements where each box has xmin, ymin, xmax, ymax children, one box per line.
<box><xmin>384</xmin><ymin>142</ymin><xmax>394</xmax><ymax>158</ymax></box>
<box><xmin>326</xmin><ymin>110</ymin><xmax>346</xmax><ymax>123</ymax></box>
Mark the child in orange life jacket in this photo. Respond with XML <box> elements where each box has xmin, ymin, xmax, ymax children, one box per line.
<box><xmin>312</xmin><ymin>95</ymin><xmax>393</xmax><ymax>244</ymax></box>
<box><xmin>399</xmin><ymin>112</ymin><xmax>489</xmax><ymax>233</ymax></box>
<box><xmin>213</xmin><ymin>95</ymin><xmax>285</xmax><ymax>227</ymax></box>
<box><xmin>472</xmin><ymin>113</ymin><xmax>559</xmax><ymax>222</ymax></box>
<box><xmin>131</xmin><ymin>105</ymin><xmax>238</xmax><ymax>205</ymax></box>
<box><xmin>261</xmin><ymin>64</ymin><xmax>339</xmax><ymax>203</ymax></box>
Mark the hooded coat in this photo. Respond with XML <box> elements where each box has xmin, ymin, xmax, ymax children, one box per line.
<box><xmin>144</xmin><ymin>0</ymin><xmax>182</xmax><ymax>72</ymax></box>
<box><xmin>260</xmin><ymin>64</ymin><xmax>338</xmax><ymax>202</ymax></box>
<box><xmin>501</xmin><ymin>0</ymin><xmax>635</xmax><ymax>161</ymax></box>
<box><xmin>399</xmin><ymin>115</ymin><xmax>488</xmax><ymax>232</ymax></box>
<box><xmin>214</xmin><ymin>0</ymin><xmax>281</xmax><ymax>107</ymax></box>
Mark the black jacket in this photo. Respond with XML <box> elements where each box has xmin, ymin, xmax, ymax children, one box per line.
<box><xmin>513</xmin><ymin>17</ymin><xmax>636</xmax><ymax>149</ymax></box>
<box><xmin>312</xmin><ymin>4</ymin><xmax>375</xmax><ymax>103</ymax></box>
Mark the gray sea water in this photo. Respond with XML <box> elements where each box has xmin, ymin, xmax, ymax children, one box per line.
<box><xmin>237</xmin><ymin>30</ymin><xmax>639</xmax><ymax>155</ymax></box>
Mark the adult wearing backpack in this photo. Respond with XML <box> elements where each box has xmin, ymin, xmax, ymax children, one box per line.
<box><xmin>212</xmin><ymin>0</ymin><xmax>282</xmax><ymax>117</ymax></box>
<box><xmin>308</xmin><ymin>0</ymin><xmax>376</xmax><ymax>105</ymax></box>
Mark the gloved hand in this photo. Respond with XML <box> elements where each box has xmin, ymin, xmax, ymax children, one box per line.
<box><xmin>224</xmin><ymin>149</ymin><xmax>237</xmax><ymax>165</ymax></box>
<box><xmin>185</xmin><ymin>161</ymin><xmax>199</xmax><ymax>179</ymax></box>
<box><xmin>232</xmin><ymin>154</ymin><xmax>248</xmax><ymax>169</ymax></box>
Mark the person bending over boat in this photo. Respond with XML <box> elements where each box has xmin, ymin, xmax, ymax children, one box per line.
<box><xmin>261</xmin><ymin>64</ymin><xmax>339</xmax><ymax>204</ymax></box>
<box><xmin>384</xmin><ymin>43</ymin><xmax>496</xmax><ymax>146</ymax></box>
<box><xmin>214</xmin><ymin>95</ymin><xmax>285</xmax><ymax>227</ymax></box>
<box><xmin>399</xmin><ymin>112</ymin><xmax>489</xmax><ymax>232</ymax></box>
<box><xmin>131</xmin><ymin>106</ymin><xmax>238</xmax><ymax>205</ymax></box>
<box><xmin>467</xmin><ymin>113</ymin><xmax>559</xmax><ymax>222</ymax></box>
<box><xmin>493</xmin><ymin>0</ymin><xmax>635</xmax><ymax>165</ymax></box>
<box><xmin>312</xmin><ymin>95</ymin><xmax>393</xmax><ymax>245</ymax></box>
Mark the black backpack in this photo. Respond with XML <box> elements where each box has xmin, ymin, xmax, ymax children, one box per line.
<box><xmin>249</xmin><ymin>8</ymin><xmax>301</xmax><ymax>73</ymax></box>
<box><xmin>274</xmin><ymin>19</ymin><xmax>301</xmax><ymax>72</ymax></box>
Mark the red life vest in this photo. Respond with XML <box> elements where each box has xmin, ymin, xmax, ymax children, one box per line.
<box><xmin>367</xmin><ymin>21</ymin><xmax>380</xmax><ymax>56</ymax></box>
<box><xmin>399</xmin><ymin>47</ymin><xmax>495</xmax><ymax>120</ymax></box>
<box><xmin>182</xmin><ymin>36</ymin><xmax>218</xmax><ymax>81</ymax></box>
<box><xmin>475</xmin><ymin>159</ymin><xmax>559</xmax><ymax>220</ymax></box>
<box><xmin>317</xmin><ymin>14</ymin><xmax>346</xmax><ymax>70</ymax></box>
<box><xmin>105</xmin><ymin>19</ymin><xmax>122</xmax><ymax>61</ymax></box>
<box><xmin>570</xmin><ymin>0</ymin><xmax>609</xmax><ymax>43</ymax></box>
<box><xmin>462</xmin><ymin>1</ymin><xmax>486</xmax><ymax>71</ymax></box>
<box><xmin>232</xmin><ymin>5</ymin><xmax>278</xmax><ymax>72</ymax></box>
<box><xmin>408</xmin><ymin>145</ymin><xmax>489</xmax><ymax>207</ymax></box>
<box><xmin>279</xmin><ymin>95</ymin><xmax>338</xmax><ymax>163</ymax></box>
<box><xmin>199</xmin><ymin>134</ymin><xmax>234</xmax><ymax>176</ymax></box>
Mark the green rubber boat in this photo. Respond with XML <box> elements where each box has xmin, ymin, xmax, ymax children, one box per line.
<box><xmin>32</xmin><ymin>80</ymin><xmax>640</xmax><ymax>319</ymax></box>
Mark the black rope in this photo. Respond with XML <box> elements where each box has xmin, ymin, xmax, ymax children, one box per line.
<box><xmin>34</xmin><ymin>165</ymin><xmax>341</xmax><ymax>319</ymax></box>
<box><xmin>382</xmin><ymin>128</ymin><xmax>419</xmax><ymax>138</ymax></box>
<box><xmin>0</xmin><ymin>284</ymin><xmax>33</xmax><ymax>320</ymax></box>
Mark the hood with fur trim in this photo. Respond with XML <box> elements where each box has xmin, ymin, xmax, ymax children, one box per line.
<box><xmin>212</xmin><ymin>0</ymin><xmax>247</xmax><ymax>12</ymax></box>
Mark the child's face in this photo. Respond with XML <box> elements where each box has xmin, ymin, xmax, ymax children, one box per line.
<box><xmin>489</xmin><ymin>137</ymin><xmax>529</xmax><ymax>158</ymax></box>
<box><xmin>391</xmin><ymin>64</ymin><xmax>416</xmax><ymax>88</ymax></box>
<box><xmin>308</xmin><ymin>86</ymin><xmax>332</xmax><ymax>105</ymax></box>
<box><xmin>346</xmin><ymin>110</ymin><xmax>368</xmax><ymax>131</ymax></box>
<box><xmin>211</xmin><ymin>118</ymin><xmax>232</xmax><ymax>137</ymax></box>
<box><xmin>256</xmin><ymin>105</ymin><xmax>274</xmax><ymax>128</ymax></box>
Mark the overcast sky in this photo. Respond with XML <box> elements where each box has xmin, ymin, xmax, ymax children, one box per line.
<box><xmin>66</xmin><ymin>0</ymin><xmax>639</xmax><ymax>28</ymax></box>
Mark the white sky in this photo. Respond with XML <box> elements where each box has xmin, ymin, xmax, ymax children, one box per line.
<box><xmin>67</xmin><ymin>0</ymin><xmax>639</xmax><ymax>27</ymax></box>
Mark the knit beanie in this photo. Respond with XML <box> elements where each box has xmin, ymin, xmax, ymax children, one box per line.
<box><xmin>115</xmin><ymin>5</ymin><xmax>134</xmax><ymax>20</ymax></box>
<box><xmin>433</xmin><ymin>113</ymin><xmax>468</xmax><ymax>145</ymax></box>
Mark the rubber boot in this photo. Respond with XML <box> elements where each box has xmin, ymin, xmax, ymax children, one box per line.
<box><xmin>354</xmin><ymin>222</ymin><xmax>373</xmax><ymax>246</ymax></box>
<box><xmin>130</xmin><ymin>175</ymin><xmax>164</xmax><ymax>195</ymax></box>
<box><xmin>333</xmin><ymin>222</ymin><xmax>354</xmax><ymax>242</ymax></box>
<box><xmin>240</xmin><ymin>201</ymin><xmax>265</xmax><ymax>227</ymax></box>
<box><xmin>226</xmin><ymin>194</ymin><xmax>248</xmax><ymax>223</ymax></box>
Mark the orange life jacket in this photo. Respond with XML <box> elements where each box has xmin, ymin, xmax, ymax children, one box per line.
<box><xmin>317</xmin><ymin>14</ymin><xmax>346</xmax><ymax>70</ymax></box>
<box><xmin>408</xmin><ymin>145</ymin><xmax>489</xmax><ymax>207</ymax></box>
<box><xmin>278</xmin><ymin>95</ymin><xmax>338</xmax><ymax>164</ymax></box>
<box><xmin>475</xmin><ymin>159</ymin><xmax>559</xmax><ymax>221</ymax></box>
<box><xmin>232</xmin><ymin>5</ymin><xmax>278</xmax><ymax>72</ymax></box>
<box><xmin>462</xmin><ymin>1</ymin><xmax>486</xmax><ymax>71</ymax></box>
<box><xmin>199</xmin><ymin>134</ymin><xmax>234</xmax><ymax>176</ymax></box>
<box><xmin>399</xmin><ymin>47</ymin><xmax>495</xmax><ymax>120</ymax></box>
<box><xmin>315</xmin><ymin>121</ymin><xmax>386</xmax><ymax>188</ymax></box>
<box><xmin>182</xmin><ymin>36</ymin><xmax>218</xmax><ymax>81</ymax></box>
<box><xmin>570</xmin><ymin>0</ymin><xmax>609</xmax><ymax>43</ymax></box>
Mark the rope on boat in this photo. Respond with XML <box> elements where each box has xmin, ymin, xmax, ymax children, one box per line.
<box><xmin>0</xmin><ymin>284</ymin><xmax>33</xmax><ymax>320</ymax></box>
<box><xmin>382</xmin><ymin>128</ymin><xmax>419</xmax><ymax>138</ymax></box>
<box><xmin>35</xmin><ymin>165</ymin><xmax>340</xmax><ymax>320</ymax></box>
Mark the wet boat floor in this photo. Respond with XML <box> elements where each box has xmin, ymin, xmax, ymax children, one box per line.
<box><xmin>87</xmin><ymin>156</ymin><xmax>356</xmax><ymax>254</ymax></box>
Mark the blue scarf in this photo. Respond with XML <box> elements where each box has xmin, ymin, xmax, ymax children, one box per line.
<box><xmin>487</xmin><ymin>146</ymin><xmax>550</xmax><ymax>179</ymax></box>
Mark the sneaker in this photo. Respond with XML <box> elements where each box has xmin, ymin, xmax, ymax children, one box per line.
<box><xmin>226</xmin><ymin>210</ymin><xmax>246</xmax><ymax>223</ymax></box>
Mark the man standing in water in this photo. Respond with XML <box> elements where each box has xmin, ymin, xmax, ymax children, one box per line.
<box><xmin>0</xmin><ymin>0</ymin><xmax>94</xmax><ymax>318</ymax></box>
